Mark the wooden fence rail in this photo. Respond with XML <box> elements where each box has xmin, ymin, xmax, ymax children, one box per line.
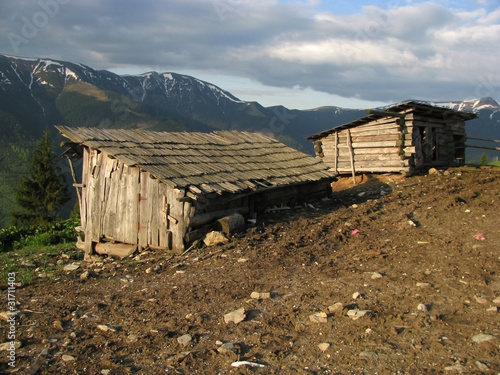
<box><xmin>465</xmin><ymin>136</ymin><xmax>500</xmax><ymax>151</ymax></box>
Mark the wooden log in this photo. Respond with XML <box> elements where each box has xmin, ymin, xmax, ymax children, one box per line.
<box><xmin>324</xmin><ymin>147</ymin><xmax>401</xmax><ymax>155</ymax></box>
<box><xmin>324</xmin><ymin>153</ymin><xmax>402</xmax><ymax>163</ymax></box>
<box><xmin>184</xmin><ymin>224</ymin><xmax>216</xmax><ymax>244</ymax></box>
<box><xmin>351</xmin><ymin>140</ymin><xmax>402</xmax><ymax>148</ymax></box>
<box><xmin>404</xmin><ymin>146</ymin><xmax>416</xmax><ymax>156</ymax></box>
<box><xmin>365</xmin><ymin>109</ymin><xmax>406</xmax><ymax>118</ymax></box>
<box><xmin>95</xmin><ymin>242</ymin><xmax>137</xmax><ymax>259</ymax></box>
<box><xmin>467</xmin><ymin>136</ymin><xmax>500</xmax><ymax>143</ymax></box>
<box><xmin>217</xmin><ymin>213</ymin><xmax>245</xmax><ymax>235</ymax></box>
<box><xmin>465</xmin><ymin>144</ymin><xmax>500</xmax><ymax>151</ymax></box>
<box><xmin>187</xmin><ymin>207</ymin><xmax>249</xmax><ymax>228</ymax></box>
<box><xmin>335</xmin><ymin>159</ymin><xmax>408</xmax><ymax>168</ymax></box>
<box><xmin>413</xmin><ymin>120</ymin><xmax>446</xmax><ymax>128</ymax></box>
<box><xmin>348</xmin><ymin>134</ymin><xmax>402</xmax><ymax>143</ymax></box>
<box><xmin>336</xmin><ymin>166</ymin><xmax>410</xmax><ymax>173</ymax></box>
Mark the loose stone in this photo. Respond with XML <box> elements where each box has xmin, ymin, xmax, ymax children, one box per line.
<box><xmin>328</xmin><ymin>302</ymin><xmax>343</xmax><ymax>314</ymax></box>
<box><xmin>309</xmin><ymin>312</ymin><xmax>328</xmax><ymax>323</ymax></box>
<box><xmin>224</xmin><ymin>308</ymin><xmax>246</xmax><ymax>324</ymax></box>
<box><xmin>318</xmin><ymin>342</ymin><xmax>330</xmax><ymax>352</ymax></box>
<box><xmin>472</xmin><ymin>333</ymin><xmax>496</xmax><ymax>343</ymax></box>
<box><xmin>177</xmin><ymin>334</ymin><xmax>192</xmax><ymax>347</ymax></box>
<box><xmin>347</xmin><ymin>309</ymin><xmax>372</xmax><ymax>320</ymax></box>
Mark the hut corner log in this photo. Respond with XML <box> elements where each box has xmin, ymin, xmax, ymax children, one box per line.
<box><xmin>187</xmin><ymin>207</ymin><xmax>249</xmax><ymax>228</ymax></box>
<box><xmin>95</xmin><ymin>242</ymin><xmax>137</xmax><ymax>259</ymax></box>
<box><xmin>216</xmin><ymin>213</ymin><xmax>245</xmax><ymax>235</ymax></box>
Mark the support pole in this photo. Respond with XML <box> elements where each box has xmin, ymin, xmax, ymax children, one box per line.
<box><xmin>334</xmin><ymin>131</ymin><xmax>339</xmax><ymax>175</ymax></box>
<box><xmin>65</xmin><ymin>156</ymin><xmax>82</xmax><ymax>213</ymax></box>
<box><xmin>346</xmin><ymin>129</ymin><xmax>356</xmax><ymax>184</ymax></box>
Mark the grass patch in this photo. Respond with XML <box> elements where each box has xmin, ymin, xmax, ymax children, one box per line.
<box><xmin>0</xmin><ymin>243</ymin><xmax>80</xmax><ymax>286</ymax></box>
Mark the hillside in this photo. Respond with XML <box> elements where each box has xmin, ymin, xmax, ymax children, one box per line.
<box><xmin>1</xmin><ymin>166</ymin><xmax>499</xmax><ymax>373</ymax></box>
<box><xmin>1</xmin><ymin>54</ymin><xmax>500</xmax><ymax>227</ymax></box>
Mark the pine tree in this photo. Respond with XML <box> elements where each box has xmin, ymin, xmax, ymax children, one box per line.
<box><xmin>479</xmin><ymin>153</ymin><xmax>488</xmax><ymax>165</ymax></box>
<box><xmin>12</xmin><ymin>131</ymin><xmax>70</xmax><ymax>226</ymax></box>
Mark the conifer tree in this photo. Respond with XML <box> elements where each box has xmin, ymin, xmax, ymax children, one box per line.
<box><xmin>12</xmin><ymin>131</ymin><xmax>70</xmax><ymax>226</ymax></box>
<box><xmin>479</xmin><ymin>152</ymin><xmax>488</xmax><ymax>165</ymax></box>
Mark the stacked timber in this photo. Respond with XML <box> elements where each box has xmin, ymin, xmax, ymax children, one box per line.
<box><xmin>308</xmin><ymin>100</ymin><xmax>477</xmax><ymax>177</ymax></box>
<box><xmin>320</xmin><ymin>116</ymin><xmax>410</xmax><ymax>174</ymax></box>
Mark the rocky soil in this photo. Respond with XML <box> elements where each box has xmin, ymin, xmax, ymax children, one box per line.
<box><xmin>1</xmin><ymin>166</ymin><xmax>500</xmax><ymax>374</ymax></box>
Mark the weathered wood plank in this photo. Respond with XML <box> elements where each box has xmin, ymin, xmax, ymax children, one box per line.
<box><xmin>333</xmin><ymin>131</ymin><xmax>338</xmax><ymax>174</ymax></box>
<box><xmin>335</xmin><ymin>166</ymin><xmax>410</xmax><ymax>173</ymax></box>
<box><xmin>346</xmin><ymin>129</ymin><xmax>356</xmax><ymax>184</ymax></box>
<box><xmin>138</xmin><ymin>171</ymin><xmax>150</xmax><ymax>247</ymax></box>
<box><xmin>167</xmin><ymin>188</ymin><xmax>186</xmax><ymax>252</ymax></box>
<box><xmin>123</xmin><ymin>166</ymin><xmax>139</xmax><ymax>245</ymax></box>
<box><xmin>321</xmin><ymin>146</ymin><xmax>401</xmax><ymax>155</ymax></box>
<box><xmin>351</xmin><ymin>140</ymin><xmax>402</xmax><ymax>148</ymax></box>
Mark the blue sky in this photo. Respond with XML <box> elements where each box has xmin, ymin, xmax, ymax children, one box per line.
<box><xmin>313</xmin><ymin>0</ymin><xmax>498</xmax><ymax>13</ymax></box>
<box><xmin>1</xmin><ymin>0</ymin><xmax>499</xmax><ymax>109</ymax></box>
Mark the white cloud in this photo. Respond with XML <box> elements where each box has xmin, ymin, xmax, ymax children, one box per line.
<box><xmin>0</xmin><ymin>0</ymin><xmax>498</xmax><ymax>107</ymax></box>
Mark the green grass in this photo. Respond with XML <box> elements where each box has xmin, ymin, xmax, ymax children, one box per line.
<box><xmin>489</xmin><ymin>161</ymin><xmax>500</xmax><ymax>167</ymax></box>
<box><xmin>0</xmin><ymin>243</ymin><xmax>81</xmax><ymax>286</ymax></box>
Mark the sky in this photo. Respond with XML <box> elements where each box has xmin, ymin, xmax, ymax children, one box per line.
<box><xmin>0</xmin><ymin>0</ymin><xmax>499</xmax><ymax>110</ymax></box>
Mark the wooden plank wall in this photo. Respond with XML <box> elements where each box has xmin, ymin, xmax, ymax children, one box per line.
<box><xmin>81</xmin><ymin>150</ymin><xmax>187</xmax><ymax>252</ymax></box>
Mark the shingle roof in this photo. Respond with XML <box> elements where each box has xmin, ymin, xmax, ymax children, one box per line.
<box><xmin>306</xmin><ymin>100</ymin><xmax>478</xmax><ymax>140</ymax></box>
<box><xmin>56</xmin><ymin>126</ymin><xmax>331</xmax><ymax>195</ymax></box>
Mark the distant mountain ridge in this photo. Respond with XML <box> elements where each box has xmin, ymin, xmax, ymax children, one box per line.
<box><xmin>0</xmin><ymin>53</ymin><xmax>499</xmax><ymax>227</ymax></box>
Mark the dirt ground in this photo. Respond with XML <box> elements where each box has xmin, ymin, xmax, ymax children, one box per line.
<box><xmin>1</xmin><ymin>166</ymin><xmax>500</xmax><ymax>374</ymax></box>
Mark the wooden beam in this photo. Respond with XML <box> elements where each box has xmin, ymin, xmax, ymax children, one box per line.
<box><xmin>187</xmin><ymin>207</ymin><xmax>249</xmax><ymax>229</ymax></box>
<box><xmin>346</xmin><ymin>129</ymin><xmax>356</xmax><ymax>184</ymax></box>
<box><xmin>365</xmin><ymin>109</ymin><xmax>406</xmax><ymax>118</ymax></box>
<box><xmin>465</xmin><ymin>144</ymin><xmax>500</xmax><ymax>151</ymax></box>
<box><xmin>466</xmin><ymin>136</ymin><xmax>500</xmax><ymax>143</ymax></box>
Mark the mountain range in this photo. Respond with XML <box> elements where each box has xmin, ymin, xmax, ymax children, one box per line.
<box><xmin>1</xmin><ymin>53</ymin><xmax>499</xmax><ymax>227</ymax></box>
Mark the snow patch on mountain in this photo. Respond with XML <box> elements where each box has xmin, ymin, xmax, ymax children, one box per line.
<box><xmin>0</xmin><ymin>71</ymin><xmax>11</xmax><ymax>87</ymax></box>
<box><xmin>430</xmin><ymin>97</ymin><xmax>500</xmax><ymax>113</ymax></box>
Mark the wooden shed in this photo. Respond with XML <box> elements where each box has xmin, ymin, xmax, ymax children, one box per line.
<box><xmin>56</xmin><ymin>126</ymin><xmax>332</xmax><ymax>256</ymax></box>
<box><xmin>307</xmin><ymin>101</ymin><xmax>477</xmax><ymax>177</ymax></box>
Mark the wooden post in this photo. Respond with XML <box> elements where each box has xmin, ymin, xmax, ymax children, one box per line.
<box><xmin>65</xmin><ymin>156</ymin><xmax>82</xmax><ymax>214</ymax></box>
<box><xmin>346</xmin><ymin>129</ymin><xmax>356</xmax><ymax>184</ymax></box>
<box><xmin>334</xmin><ymin>131</ymin><xmax>339</xmax><ymax>175</ymax></box>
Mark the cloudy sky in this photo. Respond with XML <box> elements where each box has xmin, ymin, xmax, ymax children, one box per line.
<box><xmin>1</xmin><ymin>0</ymin><xmax>499</xmax><ymax>109</ymax></box>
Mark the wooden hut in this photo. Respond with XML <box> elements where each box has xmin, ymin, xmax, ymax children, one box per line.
<box><xmin>56</xmin><ymin>126</ymin><xmax>332</xmax><ymax>256</ymax></box>
<box><xmin>307</xmin><ymin>101</ymin><xmax>477</xmax><ymax>177</ymax></box>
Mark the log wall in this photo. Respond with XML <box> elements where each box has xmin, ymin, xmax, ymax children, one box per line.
<box><xmin>316</xmin><ymin>112</ymin><xmax>467</xmax><ymax>175</ymax></box>
<box><xmin>319</xmin><ymin>117</ymin><xmax>409</xmax><ymax>174</ymax></box>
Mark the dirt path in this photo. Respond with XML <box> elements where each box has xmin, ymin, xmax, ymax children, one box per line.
<box><xmin>1</xmin><ymin>166</ymin><xmax>499</xmax><ymax>374</ymax></box>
